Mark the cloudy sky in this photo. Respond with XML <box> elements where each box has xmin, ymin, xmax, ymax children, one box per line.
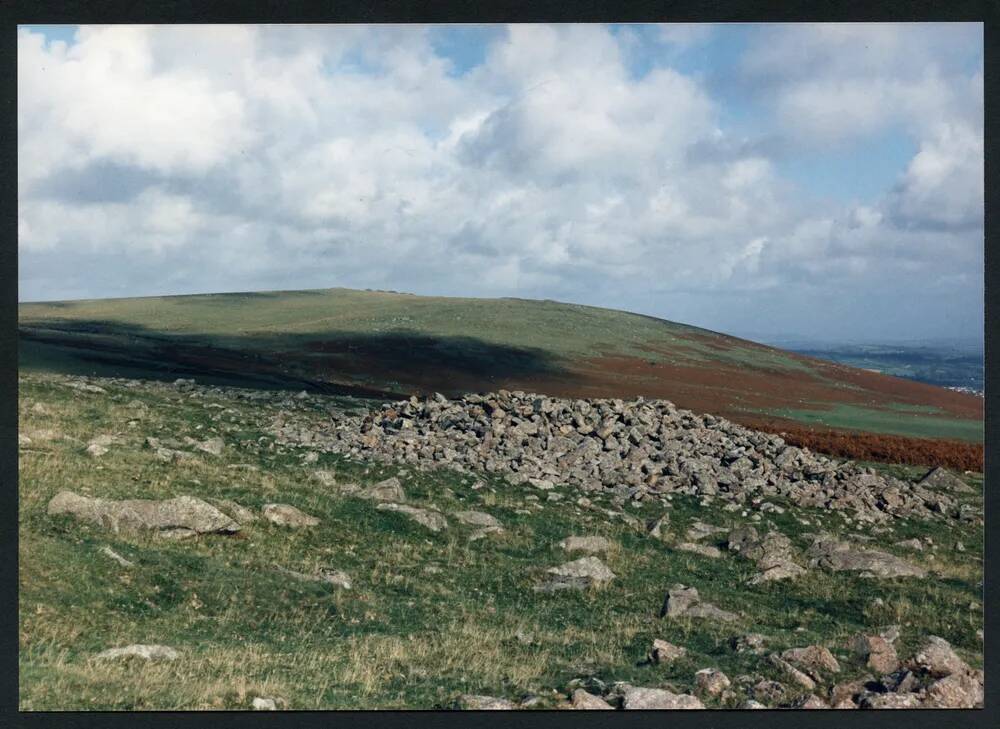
<box><xmin>17</xmin><ymin>23</ymin><xmax>983</xmax><ymax>342</ymax></box>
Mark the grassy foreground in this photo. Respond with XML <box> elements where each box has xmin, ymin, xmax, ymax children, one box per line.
<box><xmin>18</xmin><ymin>372</ymin><xmax>983</xmax><ymax>710</ymax></box>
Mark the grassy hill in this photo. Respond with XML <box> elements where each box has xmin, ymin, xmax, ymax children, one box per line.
<box><xmin>19</xmin><ymin>288</ymin><xmax>983</xmax><ymax>469</ymax></box>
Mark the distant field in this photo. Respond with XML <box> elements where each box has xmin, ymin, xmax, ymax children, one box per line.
<box><xmin>19</xmin><ymin>288</ymin><xmax>983</xmax><ymax>468</ymax></box>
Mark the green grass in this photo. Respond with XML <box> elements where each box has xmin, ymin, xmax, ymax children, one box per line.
<box><xmin>762</xmin><ymin>403</ymin><xmax>983</xmax><ymax>442</ymax></box>
<box><xmin>18</xmin><ymin>372</ymin><xmax>983</xmax><ymax>710</ymax></box>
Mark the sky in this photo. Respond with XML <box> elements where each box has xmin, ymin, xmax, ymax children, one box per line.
<box><xmin>17</xmin><ymin>23</ymin><xmax>984</xmax><ymax>343</ymax></box>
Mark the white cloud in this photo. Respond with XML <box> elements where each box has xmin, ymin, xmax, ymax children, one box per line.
<box><xmin>16</xmin><ymin>23</ymin><xmax>984</xmax><ymax>341</ymax></box>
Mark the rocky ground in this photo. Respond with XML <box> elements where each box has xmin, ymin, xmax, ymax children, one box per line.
<box><xmin>18</xmin><ymin>372</ymin><xmax>984</xmax><ymax>710</ymax></box>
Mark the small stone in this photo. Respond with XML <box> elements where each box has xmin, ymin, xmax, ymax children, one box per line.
<box><xmin>780</xmin><ymin>645</ymin><xmax>841</xmax><ymax>678</ymax></box>
<box><xmin>923</xmin><ymin>670</ymin><xmax>983</xmax><ymax>708</ymax></box>
<box><xmin>570</xmin><ymin>689</ymin><xmax>613</xmax><ymax>710</ymax></box>
<box><xmin>622</xmin><ymin>686</ymin><xmax>704</xmax><ymax>709</ymax></box>
<box><xmin>99</xmin><ymin>546</ymin><xmax>134</xmax><ymax>568</ymax></box>
<box><xmin>769</xmin><ymin>655</ymin><xmax>816</xmax><ymax>690</ymax></box>
<box><xmin>558</xmin><ymin>536</ymin><xmax>612</xmax><ymax>554</ymax></box>
<box><xmin>694</xmin><ymin>668</ymin><xmax>730</xmax><ymax>696</ymax></box>
<box><xmin>676</xmin><ymin>542</ymin><xmax>723</xmax><ymax>558</ymax></box>
<box><xmin>909</xmin><ymin>635</ymin><xmax>968</xmax><ymax>678</ymax></box>
<box><xmin>794</xmin><ymin>694</ymin><xmax>828</xmax><ymax>709</ymax></box>
<box><xmin>456</xmin><ymin>694</ymin><xmax>516</xmax><ymax>710</ymax></box>
<box><xmin>86</xmin><ymin>443</ymin><xmax>109</xmax><ymax>458</ymax></box>
<box><xmin>453</xmin><ymin>510</ymin><xmax>501</xmax><ymax>528</ymax></box>
<box><xmin>852</xmin><ymin>634</ymin><xmax>898</xmax><ymax>674</ymax></box>
<box><xmin>262</xmin><ymin>503</ymin><xmax>320</xmax><ymax>528</ymax></box>
<box><xmin>376</xmin><ymin>503</ymin><xmax>447</xmax><ymax>532</ymax></box>
<box><xmin>252</xmin><ymin>697</ymin><xmax>277</xmax><ymax>711</ymax></box>
<box><xmin>359</xmin><ymin>477</ymin><xmax>406</xmax><ymax>502</ymax></box>
<box><xmin>729</xmin><ymin>633</ymin><xmax>766</xmax><ymax>654</ymax></box>
<box><xmin>94</xmin><ymin>644</ymin><xmax>179</xmax><ymax>662</ymax></box>
<box><xmin>650</xmin><ymin>639</ymin><xmax>687</xmax><ymax>664</ymax></box>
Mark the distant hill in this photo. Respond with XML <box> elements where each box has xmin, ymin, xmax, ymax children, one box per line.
<box><xmin>18</xmin><ymin>288</ymin><xmax>983</xmax><ymax>469</ymax></box>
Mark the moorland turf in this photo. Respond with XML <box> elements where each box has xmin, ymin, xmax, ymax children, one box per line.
<box><xmin>18</xmin><ymin>372</ymin><xmax>983</xmax><ymax>710</ymax></box>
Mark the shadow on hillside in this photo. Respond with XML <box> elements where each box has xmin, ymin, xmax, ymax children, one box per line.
<box><xmin>18</xmin><ymin>318</ymin><xmax>572</xmax><ymax>398</ymax></box>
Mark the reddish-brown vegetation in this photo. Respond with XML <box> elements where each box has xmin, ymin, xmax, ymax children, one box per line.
<box><xmin>736</xmin><ymin>416</ymin><xmax>984</xmax><ymax>473</ymax></box>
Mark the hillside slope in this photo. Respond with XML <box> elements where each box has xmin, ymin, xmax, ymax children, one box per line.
<box><xmin>18</xmin><ymin>288</ymin><xmax>982</xmax><ymax>469</ymax></box>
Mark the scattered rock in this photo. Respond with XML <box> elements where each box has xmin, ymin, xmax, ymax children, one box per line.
<box><xmin>358</xmin><ymin>477</ymin><xmax>406</xmax><ymax>502</ymax></box>
<box><xmin>694</xmin><ymin>668</ymin><xmax>730</xmax><ymax>696</ymax></box>
<box><xmin>558</xmin><ymin>535</ymin><xmax>612</xmax><ymax>554</ymax></box>
<box><xmin>208</xmin><ymin>498</ymin><xmax>258</xmax><ymax>525</ymax></box>
<box><xmin>768</xmin><ymin>654</ymin><xmax>816</xmax><ymax>690</ymax></box>
<box><xmin>650</xmin><ymin>639</ymin><xmax>687</xmax><ymax>664</ymax></box>
<box><xmin>779</xmin><ymin>645</ymin><xmax>840</xmax><ymax>679</ymax></box>
<box><xmin>570</xmin><ymin>689</ymin><xmax>613</xmax><ymax>710</ymax></box>
<box><xmin>729</xmin><ymin>633</ymin><xmax>766</xmax><ymax>654</ymax></box>
<box><xmin>923</xmin><ymin>669</ymin><xmax>983</xmax><ymax>708</ymax></box>
<box><xmin>251</xmin><ymin>697</ymin><xmax>278</xmax><ymax>711</ymax></box>
<box><xmin>48</xmin><ymin>491</ymin><xmax>239</xmax><ymax>536</ymax></box>
<box><xmin>728</xmin><ymin>525</ymin><xmax>805</xmax><ymax>584</ymax></box>
<box><xmin>676</xmin><ymin>542</ymin><xmax>723</xmax><ymax>558</ymax></box>
<box><xmin>453</xmin><ymin>510</ymin><xmax>501</xmax><ymax>528</ymax></box>
<box><xmin>376</xmin><ymin>503</ymin><xmax>447</xmax><ymax>532</ymax></box>
<box><xmin>684</xmin><ymin>521</ymin><xmax>726</xmax><ymax>542</ymax></box>
<box><xmin>99</xmin><ymin>545</ymin><xmax>134</xmax><ymax>568</ymax></box>
<box><xmin>660</xmin><ymin>584</ymin><xmax>738</xmax><ymax>622</ymax></box>
<box><xmin>894</xmin><ymin>538</ymin><xmax>924</xmax><ymax>551</ymax></box>
<box><xmin>917</xmin><ymin>466</ymin><xmax>973</xmax><ymax>494</ymax></box>
<box><xmin>190</xmin><ymin>436</ymin><xmax>224</xmax><ymax>456</ymax></box>
<box><xmin>646</xmin><ymin>515</ymin><xmax>670</xmax><ymax>541</ymax></box>
<box><xmin>908</xmin><ymin>635</ymin><xmax>968</xmax><ymax>678</ymax></box>
<box><xmin>859</xmin><ymin>692</ymin><xmax>922</xmax><ymax>709</ymax></box>
<box><xmin>468</xmin><ymin>526</ymin><xmax>505</xmax><ymax>541</ymax></box>
<box><xmin>456</xmin><ymin>694</ymin><xmax>516</xmax><ymax>710</ymax></box>
<box><xmin>793</xmin><ymin>694</ymin><xmax>829</xmax><ymax>709</ymax></box>
<box><xmin>262</xmin><ymin>503</ymin><xmax>320</xmax><ymax>528</ymax></box>
<box><xmin>806</xmin><ymin>534</ymin><xmax>926</xmax><ymax>578</ymax></box>
<box><xmin>276</xmin><ymin>566</ymin><xmax>352</xmax><ymax>590</ymax></box>
<box><xmin>751</xmin><ymin>679</ymin><xmax>786</xmax><ymax>704</ymax></box>
<box><xmin>94</xmin><ymin>644</ymin><xmax>179</xmax><ymax>662</ymax></box>
<box><xmin>536</xmin><ymin>556</ymin><xmax>616</xmax><ymax>592</ymax></box>
<box><xmin>86</xmin><ymin>443</ymin><xmax>109</xmax><ymax>458</ymax></box>
<box><xmin>853</xmin><ymin>634</ymin><xmax>898</xmax><ymax>674</ymax></box>
<box><xmin>622</xmin><ymin>686</ymin><xmax>704</xmax><ymax>710</ymax></box>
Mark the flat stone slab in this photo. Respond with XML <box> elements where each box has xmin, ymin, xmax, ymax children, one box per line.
<box><xmin>376</xmin><ymin>503</ymin><xmax>447</xmax><ymax>532</ymax></box>
<box><xmin>48</xmin><ymin>491</ymin><xmax>239</xmax><ymax>537</ymax></box>
<box><xmin>94</xmin><ymin>644</ymin><xmax>179</xmax><ymax>662</ymax></box>
<box><xmin>262</xmin><ymin>503</ymin><xmax>320</xmax><ymax>528</ymax></box>
<box><xmin>558</xmin><ymin>535</ymin><xmax>613</xmax><ymax>554</ymax></box>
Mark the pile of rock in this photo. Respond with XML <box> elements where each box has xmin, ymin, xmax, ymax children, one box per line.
<box><xmin>271</xmin><ymin>390</ymin><xmax>973</xmax><ymax>524</ymax></box>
